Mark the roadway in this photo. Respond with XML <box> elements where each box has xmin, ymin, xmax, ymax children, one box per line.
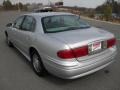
<box><xmin>0</xmin><ymin>11</ymin><xmax>120</xmax><ymax>90</ymax></box>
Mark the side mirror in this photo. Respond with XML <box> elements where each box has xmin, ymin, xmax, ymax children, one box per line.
<box><xmin>6</xmin><ymin>23</ymin><xmax>12</xmax><ymax>27</ymax></box>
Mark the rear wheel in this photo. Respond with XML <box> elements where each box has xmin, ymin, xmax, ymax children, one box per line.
<box><xmin>31</xmin><ymin>50</ymin><xmax>46</xmax><ymax>76</ymax></box>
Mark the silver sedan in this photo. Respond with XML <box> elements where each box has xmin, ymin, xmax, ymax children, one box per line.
<box><xmin>5</xmin><ymin>12</ymin><xmax>117</xmax><ymax>79</ymax></box>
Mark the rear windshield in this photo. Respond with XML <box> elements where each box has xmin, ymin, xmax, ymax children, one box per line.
<box><xmin>42</xmin><ymin>15</ymin><xmax>90</xmax><ymax>33</ymax></box>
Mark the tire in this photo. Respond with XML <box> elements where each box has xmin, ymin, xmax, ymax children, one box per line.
<box><xmin>6</xmin><ymin>35</ymin><xmax>13</xmax><ymax>47</ymax></box>
<box><xmin>31</xmin><ymin>50</ymin><xmax>46</xmax><ymax>76</ymax></box>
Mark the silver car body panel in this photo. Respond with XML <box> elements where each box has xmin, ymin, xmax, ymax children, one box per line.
<box><xmin>6</xmin><ymin>12</ymin><xmax>117</xmax><ymax>79</ymax></box>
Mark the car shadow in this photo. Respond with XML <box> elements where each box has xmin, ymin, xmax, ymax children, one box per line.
<box><xmin>41</xmin><ymin>68</ymin><xmax>103</xmax><ymax>86</ymax></box>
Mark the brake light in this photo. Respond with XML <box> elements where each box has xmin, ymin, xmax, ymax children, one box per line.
<box><xmin>57</xmin><ymin>49</ymin><xmax>74</xmax><ymax>59</ymax></box>
<box><xmin>107</xmin><ymin>38</ymin><xmax>116</xmax><ymax>48</ymax></box>
<box><xmin>72</xmin><ymin>46</ymin><xmax>88</xmax><ymax>58</ymax></box>
<box><xmin>57</xmin><ymin>45</ymin><xmax>88</xmax><ymax>59</ymax></box>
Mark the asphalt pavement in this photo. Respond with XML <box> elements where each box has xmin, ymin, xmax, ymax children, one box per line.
<box><xmin>0</xmin><ymin>11</ymin><xmax>120</xmax><ymax>90</ymax></box>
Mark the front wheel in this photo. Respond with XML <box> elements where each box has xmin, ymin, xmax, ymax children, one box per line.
<box><xmin>31</xmin><ymin>50</ymin><xmax>46</xmax><ymax>76</ymax></box>
<box><xmin>6</xmin><ymin>35</ymin><xmax>13</xmax><ymax>47</ymax></box>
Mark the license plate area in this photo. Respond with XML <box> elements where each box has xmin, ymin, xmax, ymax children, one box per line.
<box><xmin>88</xmin><ymin>41</ymin><xmax>107</xmax><ymax>55</ymax></box>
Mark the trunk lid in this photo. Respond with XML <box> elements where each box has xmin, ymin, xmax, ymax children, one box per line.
<box><xmin>48</xmin><ymin>27</ymin><xmax>113</xmax><ymax>48</ymax></box>
<box><xmin>48</xmin><ymin>27</ymin><xmax>114</xmax><ymax>61</ymax></box>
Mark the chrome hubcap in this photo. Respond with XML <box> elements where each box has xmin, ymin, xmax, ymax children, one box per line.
<box><xmin>33</xmin><ymin>54</ymin><xmax>41</xmax><ymax>72</ymax></box>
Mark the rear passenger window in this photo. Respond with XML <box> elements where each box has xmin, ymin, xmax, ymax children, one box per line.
<box><xmin>21</xmin><ymin>16</ymin><xmax>35</xmax><ymax>32</ymax></box>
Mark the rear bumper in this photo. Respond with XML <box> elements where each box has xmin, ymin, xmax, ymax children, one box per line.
<box><xmin>44</xmin><ymin>46</ymin><xmax>117</xmax><ymax>79</ymax></box>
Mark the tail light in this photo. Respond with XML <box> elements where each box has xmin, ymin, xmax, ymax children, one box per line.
<box><xmin>57</xmin><ymin>45</ymin><xmax>88</xmax><ymax>59</ymax></box>
<box><xmin>107</xmin><ymin>38</ymin><xmax>116</xmax><ymax>48</ymax></box>
<box><xmin>57</xmin><ymin>38</ymin><xmax>116</xmax><ymax>59</ymax></box>
<box><xmin>57</xmin><ymin>49</ymin><xmax>74</xmax><ymax>59</ymax></box>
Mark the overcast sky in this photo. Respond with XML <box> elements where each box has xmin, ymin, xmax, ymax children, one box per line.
<box><xmin>0</xmin><ymin>0</ymin><xmax>119</xmax><ymax>8</ymax></box>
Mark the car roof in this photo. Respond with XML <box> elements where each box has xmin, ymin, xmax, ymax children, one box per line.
<box><xmin>24</xmin><ymin>12</ymin><xmax>74</xmax><ymax>18</ymax></box>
